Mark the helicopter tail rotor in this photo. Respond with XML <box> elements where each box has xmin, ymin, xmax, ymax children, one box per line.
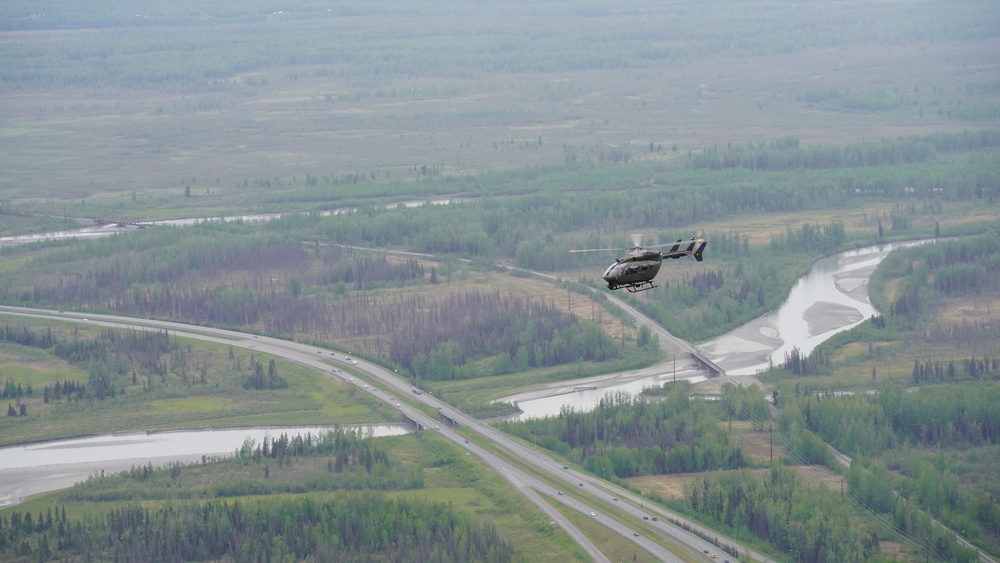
<box><xmin>693</xmin><ymin>238</ymin><xmax>707</xmax><ymax>261</ymax></box>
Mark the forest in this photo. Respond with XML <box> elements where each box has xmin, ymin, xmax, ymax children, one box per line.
<box><xmin>0</xmin><ymin>429</ymin><xmax>519</xmax><ymax>562</ymax></box>
<box><xmin>0</xmin><ymin>495</ymin><xmax>520</xmax><ymax>562</ymax></box>
<box><xmin>746</xmin><ymin>230</ymin><xmax>1000</xmax><ymax>558</ymax></box>
<box><xmin>686</xmin><ymin>467</ymin><xmax>978</xmax><ymax>563</ymax></box>
<box><xmin>498</xmin><ymin>383</ymin><xmax>765</xmax><ymax>478</ymax></box>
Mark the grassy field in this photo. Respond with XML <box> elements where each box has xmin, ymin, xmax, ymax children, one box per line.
<box><xmin>0</xmin><ymin>326</ymin><xmax>390</xmax><ymax>446</ymax></box>
<box><xmin>2</xmin><ymin>1</ymin><xmax>998</xmax><ymax>222</ymax></box>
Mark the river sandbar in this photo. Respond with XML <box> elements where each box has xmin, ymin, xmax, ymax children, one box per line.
<box><xmin>803</xmin><ymin>301</ymin><xmax>864</xmax><ymax>336</ymax></box>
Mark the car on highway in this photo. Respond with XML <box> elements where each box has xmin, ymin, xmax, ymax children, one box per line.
<box><xmin>590</xmin><ymin>512</ymin><xmax>596</xmax><ymax>517</ymax></box>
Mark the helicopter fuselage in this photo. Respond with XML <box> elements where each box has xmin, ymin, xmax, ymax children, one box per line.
<box><xmin>603</xmin><ymin>249</ymin><xmax>664</xmax><ymax>291</ymax></box>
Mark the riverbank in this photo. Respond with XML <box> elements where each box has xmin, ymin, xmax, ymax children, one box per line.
<box><xmin>0</xmin><ymin>424</ymin><xmax>411</xmax><ymax>508</ymax></box>
<box><xmin>502</xmin><ymin>241</ymin><xmax>923</xmax><ymax>418</ymax></box>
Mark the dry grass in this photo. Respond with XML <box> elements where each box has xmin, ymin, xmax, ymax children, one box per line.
<box><xmin>934</xmin><ymin>294</ymin><xmax>1000</xmax><ymax>324</ymax></box>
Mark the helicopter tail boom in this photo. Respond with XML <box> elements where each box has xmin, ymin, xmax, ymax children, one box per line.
<box><xmin>660</xmin><ymin>237</ymin><xmax>707</xmax><ymax>261</ymax></box>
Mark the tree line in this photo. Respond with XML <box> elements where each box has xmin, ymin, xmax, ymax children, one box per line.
<box><xmin>687</xmin><ymin>130</ymin><xmax>1000</xmax><ymax>173</ymax></box>
<box><xmin>872</xmin><ymin>230</ymin><xmax>1000</xmax><ymax>323</ymax></box>
<box><xmin>60</xmin><ymin>428</ymin><xmax>424</xmax><ymax>504</ymax></box>
<box><xmin>786</xmin><ymin>385</ymin><xmax>1000</xmax><ymax>458</ymax></box>
<box><xmin>4</xmin><ymin>0</ymin><xmax>990</xmax><ymax>96</ymax></box>
<box><xmin>0</xmin><ymin>494</ymin><xmax>521</xmax><ymax>562</ymax></box>
<box><xmin>497</xmin><ymin>384</ymin><xmax>750</xmax><ymax>477</ymax></box>
<box><xmin>685</xmin><ymin>466</ymin><xmax>978</xmax><ymax>563</ymax></box>
<box><xmin>776</xmin><ymin>386</ymin><xmax>1000</xmax><ymax>555</ymax></box>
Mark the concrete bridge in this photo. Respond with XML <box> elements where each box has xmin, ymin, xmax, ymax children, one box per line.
<box><xmin>95</xmin><ymin>214</ymin><xmax>152</xmax><ymax>228</ymax></box>
<box><xmin>690</xmin><ymin>351</ymin><xmax>725</xmax><ymax>377</ymax></box>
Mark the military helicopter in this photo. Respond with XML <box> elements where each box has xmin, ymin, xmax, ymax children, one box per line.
<box><xmin>571</xmin><ymin>234</ymin><xmax>706</xmax><ymax>292</ymax></box>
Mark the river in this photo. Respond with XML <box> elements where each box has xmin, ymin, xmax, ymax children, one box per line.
<box><xmin>502</xmin><ymin>240</ymin><xmax>930</xmax><ymax>419</ymax></box>
<box><xmin>0</xmin><ymin>198</ymin><xmax>468</xmax><ymax>248</ymax></box>
<box><xmin>0</xmin><ymin>424</ymin><xmax>410</xmax><ymax>508</ymax></box>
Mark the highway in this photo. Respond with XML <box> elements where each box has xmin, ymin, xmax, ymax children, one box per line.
<box><xmin>1</xmin><ymin>305</ymin><xmax>771</xmax><ymax>562</ymax></box>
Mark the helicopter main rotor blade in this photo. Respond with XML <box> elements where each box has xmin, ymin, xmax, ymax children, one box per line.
<box><xmin>568</xmin><ymin>248</ymin><xmax>622</xmax><ymax>253</ymax></box>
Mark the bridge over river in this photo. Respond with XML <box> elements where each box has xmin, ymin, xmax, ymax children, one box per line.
<box><xmin>95</xmin><ymin>214</ymin><xmax>153</xmax><ymax>228</ymax></box>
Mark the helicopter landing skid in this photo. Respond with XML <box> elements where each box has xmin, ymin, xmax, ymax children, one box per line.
<box><xmin>610</xmin><ymin>281</ymin><xmax>657</xmax><ymax>293</ymax></box>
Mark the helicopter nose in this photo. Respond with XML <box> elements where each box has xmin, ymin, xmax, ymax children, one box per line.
<box><xmin>602</xmin><ymin>264</ymin><xmax>616</xmax><ymax>281</ymax></box>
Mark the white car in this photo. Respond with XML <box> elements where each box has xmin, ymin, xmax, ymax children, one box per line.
<box><xmin>363</xmin><ymin>384</ymin><xmax>368</xmax><ymax>389</ymax></box>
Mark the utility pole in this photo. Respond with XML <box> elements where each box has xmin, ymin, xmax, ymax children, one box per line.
<box><xmin>728</xmin><ymin>393</ymin><xmax>732</xmax><ymax>433</ymax></box>
<box><xmin>769</xmin><ymin>424</ymin><xmax>773</xmax><ymax>463</ymax></box>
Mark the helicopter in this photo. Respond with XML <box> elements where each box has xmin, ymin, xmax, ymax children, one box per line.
<box><xmin>571</xmin><ymin>234</ymin><xmax>707</xmax><ymax>292</ymax></box>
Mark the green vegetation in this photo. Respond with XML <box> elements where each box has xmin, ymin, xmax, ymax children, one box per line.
<box><xmin>498</xmin><ymin>384</ymin><xmax>763</xmax><ymax>478</ymax></box>
<box><xmin>0</xmin><ymin>429</ymin><xmax>529</xmax><ymax>562</ymax></box>
<box><xmin>686</xmin><ymin>467</ymin><xmax>978</xmax><ymax>563</ymax></box>
<box><xmin>2</xmin><ymin>0</ymin><xmax>999</xmax><ymax>559</ymax></box>
<box><xmin>751</xmin><ymin>228</ymin><xmax>1000</xmax><ymax>559</ymax></box>
<box><xmin>0</xmin><ymin>322</ymin><xmax>384</xmax><ymax>446</ymax></box>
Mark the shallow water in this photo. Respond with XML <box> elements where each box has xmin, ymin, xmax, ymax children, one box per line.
<box><xmin>0</xmin><ymin>424</ymin><xmax>410</xmax><ymax>507</ymax></box>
